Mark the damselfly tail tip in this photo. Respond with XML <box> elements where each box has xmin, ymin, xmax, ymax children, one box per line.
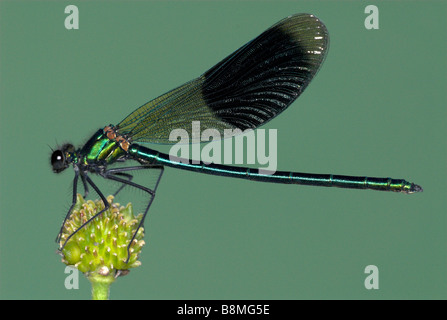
<box><xmin>409</xmin><ymin>183</ymin><xmax>423</xmax><ymax>194</ymax></box>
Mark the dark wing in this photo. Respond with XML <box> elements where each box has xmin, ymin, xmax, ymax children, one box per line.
<box><xmin>117</xmin><ymin>13</ymin><xmax>329</xmax><ymax>144</ymax></box>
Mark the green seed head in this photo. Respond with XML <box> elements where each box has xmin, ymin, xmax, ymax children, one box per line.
<box><xmin>59</xmin><ymin>194</ymin><xmax>145</xmax><ymax>276</ymax></box>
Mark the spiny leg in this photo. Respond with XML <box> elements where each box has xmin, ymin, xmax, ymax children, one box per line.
<box><xmin>81</xmin><ymin>173</ymin><xmax>89</xmax><ymax>198</ymax></box>
<box><xmin>110</xmin><ymin>171</ymin><xmax>134</xmax><ymax>197</ymax></box>
<box><xmin>56</xmin><ymin>167</ymin><xmax>80</xmax><ymax>243</ymax></box>
<box><xmin>105</xmin><ymin>165</ymin><xmax>164</xmax><ymax>263</ymax></box>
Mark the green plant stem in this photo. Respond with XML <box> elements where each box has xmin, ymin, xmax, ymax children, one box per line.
<box><xmin>88</xmin><ymin>273</ymin><xmax>115</xmax><ymax>300</ymax></box>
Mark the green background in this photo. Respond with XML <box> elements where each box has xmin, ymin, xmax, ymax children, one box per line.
<box><xmin>0</xmin><ymin>0</ymin><xmax>445</xmax><ymax>299</ymax></box>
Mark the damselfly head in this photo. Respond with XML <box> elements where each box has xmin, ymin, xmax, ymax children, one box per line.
<box><xmin>51</xmin><ymin>143</ymin><xmax>74</xmax><ymax>173</ymax></box>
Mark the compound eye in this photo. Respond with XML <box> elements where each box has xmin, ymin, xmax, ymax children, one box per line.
<box><xmin>51</xmin><ymin>150</ymin><xmax>66</xmax><ymax>173</ymax></box>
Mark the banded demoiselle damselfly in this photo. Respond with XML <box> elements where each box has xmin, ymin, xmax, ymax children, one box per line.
<box><xmin>51</xmin><ymin>14</ymin><xmax>422</xmax><ymax>262</ymax></box>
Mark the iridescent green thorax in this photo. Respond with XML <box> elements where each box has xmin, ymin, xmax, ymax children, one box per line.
<box><xmin>80</xmin><ymin>128</ymin><xmax>127</xmax><ymax>166</ymax></box>
<box><xmin>86</xmin><ymin>138</ymin><xmax>125</xmax><ymax>164</ymax></box>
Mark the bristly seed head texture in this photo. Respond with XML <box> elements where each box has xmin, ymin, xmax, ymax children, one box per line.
<box><xmin>59</xmin><ymin>194</ymin><xmax>145</xmax><ymax>276</ymax></box>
